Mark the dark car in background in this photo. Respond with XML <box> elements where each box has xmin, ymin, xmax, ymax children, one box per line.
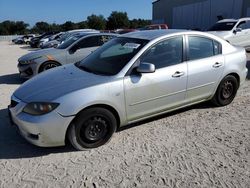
<box><xmin>29</xmin><ymin>32</ymin><xmax>58</xmax><ymax>48</ymax></box>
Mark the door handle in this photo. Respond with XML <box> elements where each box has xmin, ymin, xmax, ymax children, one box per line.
<box><xmin>213</xmin><ymin>62</ymin><xmax>222</xmax><ymax>68</ymax></box>
<box><xmin>172</xmin><ymin>71</ymin><xmax>185</xmax><ymax>78</ymax></box>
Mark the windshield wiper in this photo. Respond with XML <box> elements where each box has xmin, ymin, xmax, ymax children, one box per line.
<box><xmin>75</xmin><ymin>62</ymin><xmax>112</xmax><ymax>76</ymax></box>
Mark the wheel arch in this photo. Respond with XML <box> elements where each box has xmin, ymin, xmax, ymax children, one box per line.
<box><xmin>65</xmin><ymin>104</ymin><xmax>121</xmax><ymax>144</ymax></box>
<box><xmin>38</xmin><ymin>60</ymin><xmax>61</xmax><ymax>73</ymax></box>
<box><xmin>226</xmin><ymin>72</ymin><xmax>240</xmax><ymax>86</ymax></box>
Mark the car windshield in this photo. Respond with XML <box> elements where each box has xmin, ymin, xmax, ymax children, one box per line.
<box><xmin>57</xmin><ymin>35</ymin><xmax>84</xmax><ymax>49</ymax></box>
<box><xmin>76</xmin><ymin>37</ymin><xmax>149</xmax><ymax>75</ymax></box>
<box><xmin>207</xmin><ymin>21</ymin><xmax>237</xmax><ymax>31</ymax></box>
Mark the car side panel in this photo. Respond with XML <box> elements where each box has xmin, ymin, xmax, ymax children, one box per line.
<box><xmin>186</xmin><ymin>55</ymin><xmax>225</xmax><ymax>102</ymax></box>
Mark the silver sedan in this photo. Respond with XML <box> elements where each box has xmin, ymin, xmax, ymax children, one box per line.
<box><xmin>9</xmin><ymin>30</ymin><xmax>248</xmax><ymax>150</ymax></box>
<box><xmin>17</xmin><ymin>33</ymin><xmax>117</xmax><ymax>79</ymax></box>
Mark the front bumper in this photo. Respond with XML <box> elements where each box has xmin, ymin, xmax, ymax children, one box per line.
<box><xmin>17</xmin><ymin>62</ymin><xmax>38</xmax><ymax>79</ymax></box>
<box><xmin>8</xmin><ymin>96</ymin><xmax>75</xmax><ymax>147</ymax></box>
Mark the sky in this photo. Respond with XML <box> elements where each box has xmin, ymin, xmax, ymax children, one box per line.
<box><xmin>0</xmin><ymin>0</ymin><xmax>152</xmax><ymax>26</ymax></box>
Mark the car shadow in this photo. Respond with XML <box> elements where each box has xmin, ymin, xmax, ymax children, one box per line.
<box><xmin>0</xmin><ymin>73</ymin><xmax>24</xmax><ymax>85</ymax></box>
<box><xmin>117</xmin><ymin>101</ymin><xmax>212</xmax><ymax>132</ymax></box>
<box><xmin>246</xmin><ymin>60</ymin><xmax>250</xmax><ymax>79</ymax></box>
<box><xmin>0</xmin><ymin>101</ymin><xmax>212</xmax><ymax>159</ymax></box>
<box><xmin>0</xmin><ymin>108</ymin><xmax>75</xmax><ymax>159</ymax></box>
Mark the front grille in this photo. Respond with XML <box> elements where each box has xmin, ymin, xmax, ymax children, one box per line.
<box><xmin>10</xmin><ymin>100</ymin><xmax>18</xmax><ymax>108</ymax></box>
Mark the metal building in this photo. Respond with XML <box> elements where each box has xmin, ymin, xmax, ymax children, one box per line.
<box><xmin>152</xmin><ymin>0</ymin><xmax>250</xmax><ymax>30</ymax></box>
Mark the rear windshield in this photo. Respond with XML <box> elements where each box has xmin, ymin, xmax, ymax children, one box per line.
<box><xmin>207</xmin><ymin>22</ymin><xmax>237</xmax><ymax>31</ymax></box>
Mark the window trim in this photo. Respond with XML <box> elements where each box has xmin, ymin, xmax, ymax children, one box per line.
<box><xmin>126</xmin><ymin>35</ymin><xmax>185</xmax><ymax>76</ymax></box>
<box><xmin>186</xmin><ymin>35</ymin><xmax>222</xmax><ymax>61</ymax></box>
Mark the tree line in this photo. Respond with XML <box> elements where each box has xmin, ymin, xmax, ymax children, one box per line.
<box><xmin>0</xmin><ymin>11</ymin><xmax>151</xmax><ymax>35</ymax></box>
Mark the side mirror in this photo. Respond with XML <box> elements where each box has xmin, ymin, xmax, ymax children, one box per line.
<box><xmin>69</xmin><ymin>46</ymin><xmax>78</xmax><ymax>54</ymax></box>
<box><xmin>136</xmin><ymin>63</ymin><xmax>155</xmax><ymax>73</ymax></box>
<box><xmin>233</xmin><ymin>28</ymin><xmax>242</xmax><ymax>34</ymax></box>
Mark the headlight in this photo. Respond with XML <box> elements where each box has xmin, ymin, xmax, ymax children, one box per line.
<box><xmin>23</xmin><ymin>102</ymin><xmax>59</xmax><ymax>115</ymax></box>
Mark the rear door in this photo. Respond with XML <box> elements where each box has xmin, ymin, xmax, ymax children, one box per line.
<box><xmin>186</xmin><ymin>35</ymin><xmax>224</xmax><ymax>103</ymax></box>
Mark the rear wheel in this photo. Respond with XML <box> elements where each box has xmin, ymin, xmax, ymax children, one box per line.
<box><xmin>39</xmin><ymin>61</ymin><xmax>60</xmax><ymax>73</ymax></box>
<box><xmin>68</xmin><ymin>108</ymin><xmax>117</xmax><ymax>151</ymax></box>
<box><xmin>211</xmin><ymin>75</ymin><xmax>239</xmax><ymax>106</ymax></box>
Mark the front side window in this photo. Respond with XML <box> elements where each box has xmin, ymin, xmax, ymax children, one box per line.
<box><xmin>237</xmin><ymin>21</ymin><xmax>250</xmax><ymax>30</ymax></box>
<box><xmin>76</xmin><ymin>37</ymin><xmax>149</xmax><ymax>75</ymax></box>
<box><xmin>139</xmin><ymin>36</ymin><xmax>183</xmax><ymax>69</ymax></box>
<box><xmin>188</xmin><ymin>36</ymin><xmax>221</xmax><ymax>61</ymax></box>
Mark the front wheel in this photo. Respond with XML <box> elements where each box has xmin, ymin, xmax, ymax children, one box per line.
<box><xmin>39</xmin><ymin>61</ymin><xmax>60</xmax><ymax>73</ymax></box>
<box><xmin>211</xmin><ymin>75</ymin><xmax>239</xmax><ymax>106</ymax></box>
<box><xmin>68</xmin><ymin>108</ymin><xmax>117</xmax><ymax>151</ymax></box>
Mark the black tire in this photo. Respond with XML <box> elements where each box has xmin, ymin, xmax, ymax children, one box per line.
<box><xmin>211</xmin><ymin>75</ymin><xmax>239</xmax><ymax>106</ymax></box>
<box><xmin>68</xmin><ymin>108</ymin><xmax>117</xmax><ymax>151</ymax></box>
<box><xmin>39</xmin><ymin>61</ymin><xmax>60</xmax><ymax>73</ymax></box>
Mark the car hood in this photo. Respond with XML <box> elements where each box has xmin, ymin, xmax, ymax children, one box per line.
<box><xmin>207</xmin><ymin>31</ymin><xmax>231</xmax><ymax>39</ymax></box>
<box><xmin>18</xmin><ymin>48</ymin><xmax>63</xmax><ymax>61</ymax></box>
<box><xmin>13</xmin><ymin>64</ymin><xmax>112</xmax><ymax>103</ymax></box>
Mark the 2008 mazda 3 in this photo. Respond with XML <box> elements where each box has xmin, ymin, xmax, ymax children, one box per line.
<box><xmin>9</xmin><ymin>30</ymin><xmax>248</xmax><ymax>150</ymax></box>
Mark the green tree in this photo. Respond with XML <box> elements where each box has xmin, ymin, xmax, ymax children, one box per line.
<box><xmin>50</xmin><ymin>23</ymin><xmax>60</xmax><ymax>32</ymax></box>
<box><xmin>0</xmin><ymin>20</ymin><xmax>29</xmax><ymax>35</ymax></box>
<box><xmin>15</xmin><ymin>21</ymin><xmax>29</xmax><ymax>34</ymax></box>
<box><xmin>61</xmin><ymin>21</ymin><xmax>77</xmax><ymax>31</ymax></box>
<box><xmin>129</xmin><ymin>19</ymin><xmax>151</xmax><ymax>29</ymax></box>
<box><xmin>77</xmin><ymin>21</ymin><xmax>87</xmax><ymax>29</ymax></box>
<box><xmin>87</xmin><ymin>14</ymin><xmax>106</xmax><ymax>30</ymax></box>
<box><xmin>32</xmin><ymin>21</ymin><xmax>51</xmax><ymax>33</ymax></box>
<box><xmin>107</xmin><ymin>11</ymin><xmax>130</xmax><ymax>30</ymax></box>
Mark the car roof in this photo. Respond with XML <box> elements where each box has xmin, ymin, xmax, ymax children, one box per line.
<box><xmin>120</xmin><ymin>29</ymin><xmax>187</xmax><ymax>40</ymax></box>
<box><xmin>217</xmin><ymin>19</ymin><xmax>238</xmax><ymax>23</ymax></box>
<box><xmin>218</xmin><ymin>17</ymin><xmax>250</xmax><ymax>23</ymax></box>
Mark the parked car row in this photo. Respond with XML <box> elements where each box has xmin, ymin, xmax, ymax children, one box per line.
<box><xmin>18</xmin><ymin>32</ymin><xmax>118</xmax><ymax>78</ymax></box>
<box><xmin>12</xmin><ymin>34</ymin><xmax>36</xmax><ymax>44</ymax></box>
<box><xmin>9</xmin><ymin>28</ymin><xmax>248</xmax><ymax>151</ymax></box>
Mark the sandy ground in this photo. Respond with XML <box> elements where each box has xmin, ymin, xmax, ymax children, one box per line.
<box><xmin>0</xmin><ymin>41</ymin><xmax>249</xmax><ymax>188</ymax></box>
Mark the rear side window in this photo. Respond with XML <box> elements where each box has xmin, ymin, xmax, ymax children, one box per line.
<box><xmin>77</xmin><ymin>36</ymin><xmax>100</xmax><ymax>48</ymax></box>
<box><xmin>77</xmin><ymin>35</ymin><xmax>115</xmax><ymax>49</ymax></box>
<box><xmin>188</xmin><ymin>36</ymin><xmax>221</xmax><ymax>61</ymax></box>
<box><xmin>99</xmin><ymin>35</ymin><xmax>115</xmax><ymax>45</ymax></box>
<box><xmin>213</xmin><ymin>40</ymin><xmax>221</xmax><ymax>55</ymax></box>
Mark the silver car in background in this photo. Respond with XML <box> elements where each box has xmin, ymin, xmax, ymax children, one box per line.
<box><xmin>9</xmin><ymin>30</ymin><xmax>248</xmax><ymax>150</ymax></box>
<box><xmin>40</xmin><ymin>29</ymin><xmax>99</xmax><ymax>49</ymax></box>
<box><xmin>17</xmin><ymin>33</ymin><xmax>117</xmax><ymax>79</ymax></box>
<box><xmin>208</xmin><ymin>17</ymin><xmax>250</xmax><ymax>48</ymax></box>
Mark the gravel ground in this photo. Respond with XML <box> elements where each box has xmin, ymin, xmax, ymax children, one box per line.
<box><xmin>0</xmin><ymin>41</ymin><xmax>250</xmax><ymax>188</ymax></box>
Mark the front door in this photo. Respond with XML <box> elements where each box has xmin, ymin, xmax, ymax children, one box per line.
<box><xmin>124</xmin><ymin>36</ymin><xmax>188</xmax><ymax>121</ymax></box>
<box><xmin>230</xmin><ymin>20</ymin><xmax>250</xmax><ymax>47</ymax></box>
